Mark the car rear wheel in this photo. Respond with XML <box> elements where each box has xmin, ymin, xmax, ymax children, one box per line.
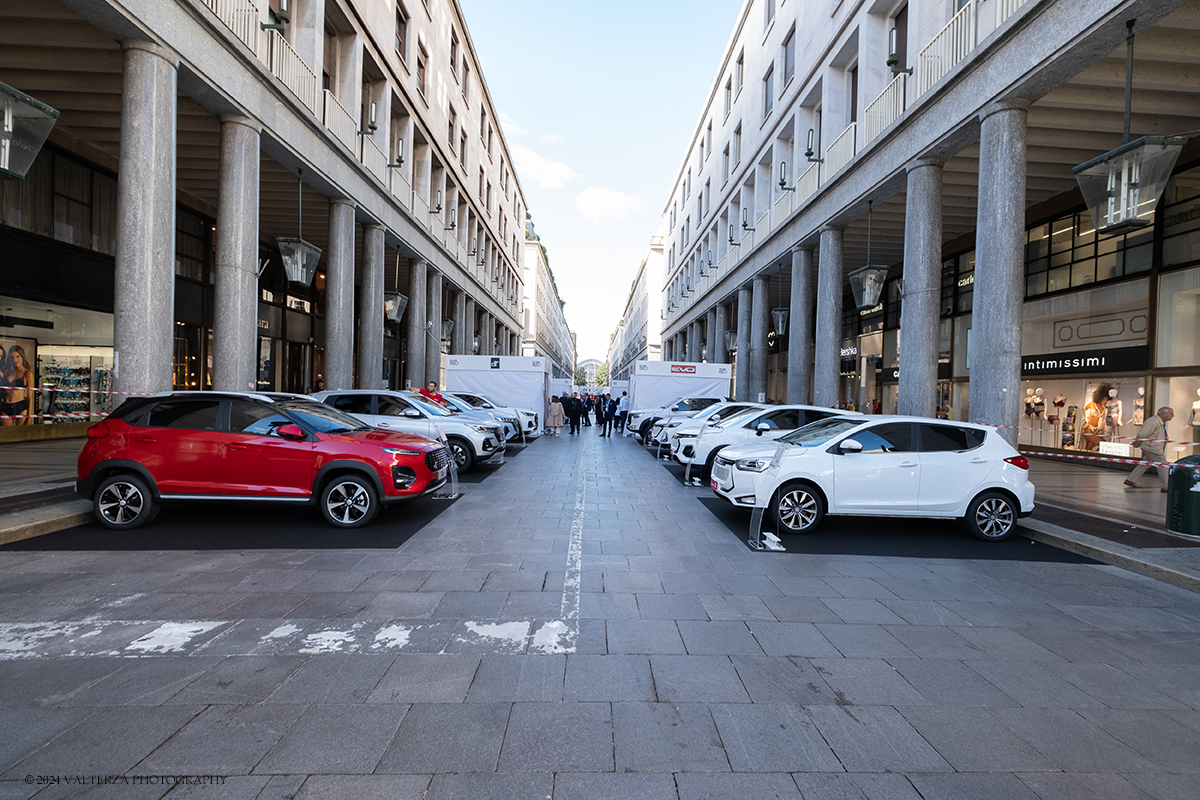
<box><xmin>964</xmin><ymin>491</ymin><xmax>1017</xmax><ymax>541</ymax></box>
<box><xmin>447</xmin><ymin>436</ymin><xmax>474</xmax><ymax>472</ymax></box>
<box><xmin>94</xmin><ymin>474</ymin><xmax>158</xmax><ymax>530</ymax></box>
<box><xmin>321</xmin><ymin>475</ymin><xmax>379</xmax><ymax>528</ymax></box>
<box><xmin>772</xmin><ymin>482</ymin><xmax>825</xmax><ymax>534</ymax></box>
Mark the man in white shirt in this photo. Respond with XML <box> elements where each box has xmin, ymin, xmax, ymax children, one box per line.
<box><xmin>616</xmin><ymin>392</ymin><xmax>629</xmax><ymax>433</ymax></box>
<box><xmin>1125</xmin><ymin>406</ymin><xmax>1174</xmax><ymax>492</ymax></box>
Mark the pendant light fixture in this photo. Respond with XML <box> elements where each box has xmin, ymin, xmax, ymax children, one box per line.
<box><xmin>275</xmin><ymin>167</ymin><xmax>322</xmax><ymax>287</ymax></box>
<box><xmin>847</xmin><ymin>199</ymin><xmax>888</xmax><ymax>311</ymax></box>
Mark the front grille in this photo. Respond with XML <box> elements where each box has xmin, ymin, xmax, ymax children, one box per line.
<box><xmin>425</xmin><ymin>447</ymin><xmax>451</xmax><ymax>472</ymax></box>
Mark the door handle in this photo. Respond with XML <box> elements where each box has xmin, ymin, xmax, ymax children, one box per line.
<box><xmin>970</xmin><ymin>458</ymin><xmax>988</xmax><ymax>463</ymax></box>
<box><xmin>136</xmin><ymin>436</ymin><xmax>156</xmax><ymax>443</ymax></box>
<box><xmin>228</xmin><ymin>443</ymin><xmax>248</xmax><ymax>451</ymax></box>
<box><xmin>378</xmin><ymin>422</ymin><xmax>392</xmax><ymax>427</ymax></box>
<box><xmin>899</xmin><ymin>461</ymin><xmax>918</xmax><ymax>468</ymax></box>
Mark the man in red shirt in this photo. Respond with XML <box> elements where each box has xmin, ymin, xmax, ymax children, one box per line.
<box><xmin>419</xmin><ymin>381</ymin><xmax>446</xmax><ymax>406</ymax></box>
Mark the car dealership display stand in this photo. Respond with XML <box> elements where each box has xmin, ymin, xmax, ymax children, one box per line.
<box><xmin>747</xmin><ymin>503</ymin><xmax>785</xmax><ymax>551</ymax></box>
<box><xmin>431</xmin><ymin>422</ymin><xmax>462</xmax><ymax>500</ymax></box>
<box><xmin>683</xmin><ymin>425</ymin><xmax>710</xmax><ymax>486</ymax></box>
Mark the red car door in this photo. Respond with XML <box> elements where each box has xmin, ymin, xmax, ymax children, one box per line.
<box><xmin>221</xmin><ymin>401</ymin><xmax>315</xmax><ymax>497</ymax></box>
<box><xmin>133</xmin><ymin>398</ymin><xmax>226</xmax><ymax>495</ymax></box>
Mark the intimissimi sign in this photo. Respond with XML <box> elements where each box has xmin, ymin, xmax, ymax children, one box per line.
<box><xmin>1021</xmin><ymin>346</ymin><xmax>1147</xmax><ymax>376</ymax></box>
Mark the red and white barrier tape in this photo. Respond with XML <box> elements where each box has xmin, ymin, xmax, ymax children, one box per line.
<box><xmin>1019</xmin><ymin>449</ymin><xmax>1198</xmax><ymax>470</ymax></box>
<box><xmin>980</xmin><ymin>420</ymin><xmax>1196</xmax><ymax>449</ymax></box>
<box><xmin>0</xmin><ymin>384</ymin><xmax>149</xmax><ymax>397</ymax></box>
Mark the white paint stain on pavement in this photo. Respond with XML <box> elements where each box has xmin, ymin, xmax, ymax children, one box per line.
<box><xmin>125</xmin><ymin>622</ymin><xmax>222</xmax><ymax>654</ymax></box>
<box><xmin>262</xmin><ymin>623</ymin><xmax>302</xmax><ymax>641</ymax></box>
<box><xmin>298</xmin><ymin>627</ymin><xmax>360</xmax><ymax>654</ymax></box>
<box><xmin>460</xmin><ymin>621</ymin><xmax>530</xmax><ymax>650</ymax></box>
<box><xmin>370</xmin><ymin>624</ymin><xmax>411</xmax><ymax>650</ymax></box>
<box><xmin>529</xmin><ymin>620</ymin><xmax>570</xmax><ymax>654</ymax></box>
<box><xmin>0</xmin><ymin>622</ymin><xmax>85</xmax><ymax>658</ymax></box>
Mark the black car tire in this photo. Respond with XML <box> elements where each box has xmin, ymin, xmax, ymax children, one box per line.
<box><xmin>964</xmin><ymin>491</ymin><xmax>1018</xmax><ymax>541</ymax></box>
<box><xmin>638</xmin><ymin>419</ymin><xmax>655</xmax><ymax>445</ymax></box>
<box><xmin>771</xmin><ymin>481</ymin><xmax>826</xmax><ymax>534</ymax></box>
<box><xmin>447</xmin><ymin>436</ymin><xmax>475</xmax><ymax>472</ymax></box>
<box><xmin>93</xmin><ymin>474</ymin><xmax>158</xmax><ymax>530</ymax></box>
<box><xmin>702</xmin><ymin>447</ymin><xmax>725</xmax><ymax>481</ymax></box>
<box><xmin>320</xmin><ymin>474</ymin><xmax>379</xmax><ymax>528</ymax></box>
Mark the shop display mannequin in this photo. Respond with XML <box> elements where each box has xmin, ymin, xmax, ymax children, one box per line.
<box><xmin>1105</xmin><ymin>388</ymin><xmax>1123</xmax><ymax>438</ymax></box>
<box><xmin>1082</xmin><ymin>384</ymin><xmax>1113</xmax><ymax>451</ymax></box>
<box><xmin>1192</xmin><ymin>389</ymin><xmax>1200</xmax><ymax>443</ymax></box>
<box><xmin>1024</xmin><ymin>389</ymin><xmax>1036</xmax><ymax>418</ymax></box>
<box><xmin>1129</xmin><ymin>387</ymin><xmax>1145</xmax><ymax>427</ymax></box>
<box><xmin>1050</xmin><ymin>393</ymin><xmax>1066</xmax><ymax>448</ymax></box>
<box><xmin>1032</xmin><ymin>388</ymin><xmax>1046</xmax><ymax>445</ymax></box>
<box><xmin>1049</xmin><ymin>394</ymin><xmax>1066</xmax><ymax>424</ymax></box>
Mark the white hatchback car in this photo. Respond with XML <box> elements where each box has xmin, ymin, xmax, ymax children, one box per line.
<box><xmin>445</xmin><ymin>391</ymin><xmax>539</xmax><ymax>439</ymax></box>
<box><xmin>671</xmin><ymin>404</ymin><xmax>847</xmax><ymax>479</ymax></box>
<box><xmin>647</xmin><ymin>401</ymin><xmax>767</xmax><ymax>447</ymax></box>
<box><xmin>711</xmin><ymin>415</ymin><xmax>1035</xmax><ymax>541</ymax></box>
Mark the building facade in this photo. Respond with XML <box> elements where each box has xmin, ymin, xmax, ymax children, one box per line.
<box><xmin>0</xmin><ymin>0</ymin><xmax>538</xmax><ymax>435</ymax></box>
<box><xmin>606</xmin><ymin>234</ymin><xmax>665</xmax><ymax>382</ymax></box>
<box><xmin>659</xmin><ymin>0</ymin><xmax>1200</xmax><ymax>462</ymax></box>
<box><xmin>520</xmin><ymin>220</ymin><xmax>575</xmax><ymax>379</ymax></box>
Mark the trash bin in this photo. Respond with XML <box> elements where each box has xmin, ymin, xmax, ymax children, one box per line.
<box><xmin>1166</xmin><ymin>455</ymin><xmax>1200</xmax><ymax>535</ymax></box>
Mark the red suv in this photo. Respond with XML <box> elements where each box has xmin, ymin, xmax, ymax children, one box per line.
<box><xmin>76</xmin><ymin>392</ymin><xmax>452</xmax><ymax>529</ymax></box>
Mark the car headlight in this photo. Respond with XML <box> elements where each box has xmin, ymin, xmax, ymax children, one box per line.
<box><xmin>668</xmin><ymin>421</ymin><xmax>682</xmax><ymax>428</ymax></box>
<box><xmin>735</xmin><ymin>457</ymin><xmax>770</xmax><ymax>472</ymax></box>
<box><xmin>676</xmin><ymin>433</ymin><xmax>697</xmax><ymax>439</ymax></box>
<box><xmin>381</xmin><ymin>446</ymin><xmax>423</xmax><ymax>456</ymax></box>
<box><xmin>470</xmin><ymin>425</ymin><xmax>493</xmax><ymax>434</ymax></box>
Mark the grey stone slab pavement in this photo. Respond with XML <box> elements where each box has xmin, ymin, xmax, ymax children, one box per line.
<box><xmin>3</xmin><ymin>432</ymin><xmax>1200</xmax><ymax>794</ymax></box>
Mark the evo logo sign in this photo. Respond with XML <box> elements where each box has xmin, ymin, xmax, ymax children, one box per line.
<box><xmin>671</xmin><ymin>365</ymin><xmax>696</xmax><ymax>374</ymax></box>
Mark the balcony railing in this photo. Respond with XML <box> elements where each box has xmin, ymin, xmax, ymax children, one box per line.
<box><xmin>916</xmin><ymin>1</ymin><xmax>975</xmax><ymax>96</ymax></box>
<box><xmin>772</xmin><ymin>191</ymin><xmax>793</xmax><ymax>231</ymax></box>
<box><xmin>323</xmin><ymin>90</ymin><xmax>356</xmax><ymax>152</ymax></box>
<box><xmin>360</xmin><ymin>136</ymin><xmax>387</xmax><ymax>184</ymax></box>
<box><xmin>203</xmin><ymin>0</ymin><xmax>265</xmax><ymax>62</ymax></box>
<box><xmin>388</xmin><ymin>167</ymin><xmax>411</xmax><ymax>211</ymax></box>
<box><xmin>797</xmin><ymin>162</ymin><xmax>820</xmax><ymax>204</ymax></box>
<box><xmin>411</xmin><ymin>191</ymin><xmax>430</xmax><ymax>228</ymax></box>
<box><xmin>995</xmin><ymin>0</ymin><xmax>1027</xmax><ymax>27</ymax></box>
<box><xmin>266</xmin><ymin>30</ymin><xmax>318</xmax><ymax>116</ymax></box>
<box><xmin>864</xmin><ymin>74</ymin><xmax>906</xmax><ymax>145</ymax></box>
<box><xmin>824</xmin><ymin>122</ymin><xmax>856</xmax><ymax>177</ymax></box>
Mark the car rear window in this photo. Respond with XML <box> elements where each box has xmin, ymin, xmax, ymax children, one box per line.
<box><xmin>143</xmin><ymin>399</ymin><xmax>221</xmax><ymax>431</ymax></box>
<box><xmin>918</xmin><ymin>423</ymin><xmax>985</xmax><ymax>452</ymax></box>
<box><xmin>327</xmin><ymin>394</ymin><xmax>373</xmax><ymax>415</ymax></box>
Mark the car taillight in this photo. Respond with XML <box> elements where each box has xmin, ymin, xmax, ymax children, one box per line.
<box><xmin>1004</xmin><ymin>455</ymin><xmax>1029</xmax><ymax>470</ymax></box>
<box><xmin>86</xmin><ymin>422</ymin><xmax>109</xmax><ymax>439</ymax></box>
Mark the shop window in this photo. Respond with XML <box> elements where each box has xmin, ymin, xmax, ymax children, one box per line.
<box><xmin>53</xmin><ymin>153</ymin><xmax>91</xmax><ymax>249</ymax></box>
<box><xmin>1026</xmin><ymin>211</ymin><xmax>1152</xmax><ymax>298</ymax></box>
<box><xmin>1156</xmin><ymin>265</ymin><xmax>1200</xmax><ymax>369</ymax></box>
<box><xmin>176</xmin><ymin>209</ymin><xmax>208</xmax><ymax>282</ymax></box>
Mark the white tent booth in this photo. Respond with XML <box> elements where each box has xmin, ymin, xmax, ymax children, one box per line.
<box><xmin>446</xmin><ymin>355</ymin><xmax>552</xmax><ymax>433</ymax></box>
<box><xmin>627</xmin><ymin>360</ymin><xmax>733</xmax><ymax>411</ymax></box>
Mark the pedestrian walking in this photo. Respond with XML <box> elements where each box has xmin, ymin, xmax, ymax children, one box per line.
<box><xmin>1125</xmin><ymin>406</ymin><xmax>1174</xmax><ymax>492</ymax></box>
<box><xmin>547</xmin><ymin>395</ymin><xmax>565</xmax><ymax>436</ymax></box>
<box><xmin>616</xmin><ymin>391</ymin><xmax>629</xmax><ymax>433</ymax></box>
<box><xmin>599</xmin><ymin>393</ymin><xmax>617</xmax><ymax>437</ymax></box>
<box><xmin>581</xmin><ymin>395</ymin><xmax>592</xmax><ymax>427</ymax></box>
<box><xmin>596</xmin><ymin>392</ymin><xmax>610</xmax><ymax>436</ymax></box>
<box><xmin>566</xmin><ymin>392</ymin><xmax>582</xmax><ymax>435</ymax></box>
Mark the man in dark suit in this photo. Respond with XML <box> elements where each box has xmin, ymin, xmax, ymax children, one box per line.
<box><xmin>566</xmin><ymin>392</ymin><xmax>582</xmax><ymax>435</ymax></box>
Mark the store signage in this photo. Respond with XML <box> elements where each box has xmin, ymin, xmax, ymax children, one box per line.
<box><xmin>671</xmin><ymin>365</ymin><xmax>696</xmax><ymax>374</ymax></box>
<box><xmin>490</xmin><ymin>358</ymin><xmax>500</xmax><ymax>369</ymax></box>
<box><xmin>859</xmin><ymin>303</ymin><xmax>883</xmax><ymax>317</ymax></box>
<box><xmin>1021</xmin><ymin>345</ymin><xmax>1147</xmax><ymax>376</ymax></box>
<box><xmin>957</xmin><ymin>274</ymin><xmax>974</xmax><ymax>288</ymax></box>
<box><xmin>880</xmin><ymin>363</ymin><xmax>952</xmax><ymax>384</ymax></box>
<box><xmin>840</xmin><ymin>345</ymin><xmax>858</xmax><ymax>357</ymax></box>
<box><xmin>256</xmin><ymin>303</ymin><xmax>282</xmax><ymax>338</ymax></box>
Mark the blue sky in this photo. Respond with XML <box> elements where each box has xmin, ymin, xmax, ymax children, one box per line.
<box><xmin>459</xmin><ymin>0</ymin><xmax>742</xmax><ymax>362</ymax></box>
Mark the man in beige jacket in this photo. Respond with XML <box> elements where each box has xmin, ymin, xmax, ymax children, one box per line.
<box><xmin>1125</xmin><ymin>406</ymin><xmax>1175</xmax><ymax>492</ymax></box>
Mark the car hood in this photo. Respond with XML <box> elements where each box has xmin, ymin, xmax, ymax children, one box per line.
<box><xmin>718</xmin><ymin>440</ymin><xmax>790</xmax><ymax>462</ymax></box>
<box><xmin>327</xmin><ymin>429</ymin><xmax>442</xmax><ymax>449</ymax></box>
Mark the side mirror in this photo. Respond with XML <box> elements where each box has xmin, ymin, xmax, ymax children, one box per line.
<box><xmin>402</xmin><ymin>408</ymin><xmax>423</xmax><ymax>418</ymax></box>
<box><xmin>838</xmin><ymin>438</ymin><xmax>864</xmax><ymax>454</ymax></box>
<box><xmin>276</xmin><ymin>424</ymin><xmax>306</xmax><ymax>440</ymax></box>
<box><xmin>756</xmin><ymin>422</ymin><xmax>770</xmax><ymax>436</ymax></box>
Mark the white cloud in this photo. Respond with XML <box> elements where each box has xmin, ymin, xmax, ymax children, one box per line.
<box><xmin>575</xmin><ymin>187</ymin><xmax>645</xmax><ymax>225</ymax></box>
<box><xmin>510</xmin><ymin>143</ymin><xmax>579</xmax><ymax>190</ymax></box>
<box><xmin>498</xmin><ymin>111</ymin><xmax>526</xmax><ymax>137</ymax></box>
<box><xmin>541</xmin><ymin>133</ymin><xmax>565</xmax><ymax>143</ymax></box>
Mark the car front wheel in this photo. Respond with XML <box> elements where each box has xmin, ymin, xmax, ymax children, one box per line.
<box><xmin>321</xmin><ymin>475</ymin><xmax>379</xmax><ymax>528</ymax></box>
<box><xmin>447</xmin><ymin>437</ymin><xmax>475</xmax><ymax>472</ymax></box>
<box><xmin>93</xmin><ymin>474</ymin><xmax>158</xmax><ymax>530</ymax></box>
<box><xmin>772</xmin><ymin>482</ymin><xmax>825</xmax><ymax>534</ymax></box>
<box><xmin>964</xmin><ymin>491</ymin><xmax>1017</xmax><ymax>541</ymax></box>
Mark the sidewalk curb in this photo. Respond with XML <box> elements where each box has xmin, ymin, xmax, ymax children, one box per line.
<box><xmin>1019</xmin><ymin>518</ymin><xmax>1200</xmax><ymax>595</ymax></box>
<box><xmin>0</xmin><ymin>501</ymin><xmax>93</xmax><ymax>547</ymax></box>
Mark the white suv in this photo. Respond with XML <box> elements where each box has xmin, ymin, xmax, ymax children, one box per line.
<box><xmin>671</xmin><ymin>405</ymin><xmax>846</xmax><ymax>479</ymax></box>
<box><xmin>648</xmin><ymin>401</ymin><xmax>768</xmax><ymax>447</ymax></box>
<box><xmin>445</xmin><ymin>391</ymin><xmax>539</xmax><ymax>439</ymax></box>
<box><xmin>313</xmin><ymin>389</ymin><xmax>506</xmax><ymax>471</ymax></box>
<box><xmin>711</xmin><ymin>415</ymin><xmax>1035</xmax><ymax>541</ymax></box>
<box><xmin>626</xmin><ymin>395</ymin><xmax>728</xmax><ymax>444</ymax></box>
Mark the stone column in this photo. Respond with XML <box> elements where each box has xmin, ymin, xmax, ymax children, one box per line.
<box><xmin>969</xmin><ymin>100</ymin><xmax>1028</xmax><ymax>444</ymax></box>
<box><xmin>787</xmin><ymin>247</ymin><xmax>815</xmax><ymax>404</ymax></box>
<box><xmin>663</xmin><ymin>336</ymin><xmax>674</xmax><ymax>361</ymax></box>
<box><xmin>325</xmin><ymin>200</ymin><xmax>355</xmax><ymax>390</ymax></box>
<box><xmin>688</xmin><ymin>322</ymin><xmax>700</xmax><ymax>363</ymax></box>
<box><xmin>706</xmin><ymin>308</ymin><xmax>717</xmax><ymax>363</ymax></box>
<box><xmin>899</xmin><ymin>158</ymin><xmax>944</xmax><ymax>417</ymax></box>
<box><xmin>212</xmin><ymin>115</ymin><xmax>260</xmax><ymax>392</ymax></box>
<box><xmin>749</xmin><ymin>275</ymin><xmax>770</xmax><ymax>403</ymax></box>
<box><xmin>452</xmin><ymin>289</ymin><xmax>467</xmax><ymax>354</ymax></box>
<box><xmin>425</xmin><ymin>268</ymin><xmax>443</xmax><ymax>384</ymax></box>
<box><xmin>813</xmin><ymin>226</ymin><xmax>844</xmax><ymax>407</ymax></box>
<box><xmin>713</xmin><ymin>303</ymin><xmax>729</xmax><ymax>364</ymax></box>
<box><xmin>357</xmin><ymin>224</ymin><xmax>385</xmax><ymax>389</ymax></box>
<box><xmin>464</xmin><ymin>297</ymin><xmax>476</xmax><ymax>353</ymax></box>
<box><xmin>481</xmin><ymin>312</ymin><xmax>492</xmax><ymax>355</ymax></box>
<box><xmin>406</xmin><ymin>258</ymin><xmax>427</xmax><ymax>387</ymax></box>
<box><xmin>114</xmin><ymin>42</ymin><xmax>177</xmax><ymax>396</ymax></box>
<box><xmin>735</xmin><ymin>286</ymin><xmax>752</xmax><ymax>401</ymax></box>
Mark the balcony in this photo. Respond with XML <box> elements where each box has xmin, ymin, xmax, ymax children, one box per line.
<box><xmin>323</xmin><ymin>90</ymin><xmax>356</xmax><ymax>153</ymax></box>
<box><xmin>824</xmin><ymin>122</ymin><xmax>857</xmax><ymax>178</ymax></box>
<box><xmin>203</xmin><ymin>0</ymin><xmax>265</xmax><ymax>62</ymax></box>
<box><xmin>360</xmin><ymin>136</ymin><xmax>387</xmax><ymax>184</ymax></box>
<box><xmin>388</xmin><ymin>167</ymin><xmax>411</xmax><ymax>212</ymax></box>
<box><xmin>916</xmin><ymin>1</ymin><xmax>976</xmax><ymax>97</ymax></box>
<box><xmin>266</xmin><ymin>30</ymin><xmax>318</xmax><ymax>116</ymax></box>
<box><xmin>864</xmin><ymin>74</ymin><xmax>906</xmax><ymax>145</ymax></box>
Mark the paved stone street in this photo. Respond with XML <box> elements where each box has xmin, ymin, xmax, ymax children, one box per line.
<box><xmin>1</xmin><ymin>432</ymin><xmax>1199</xmax><ymax>800</ymax></box>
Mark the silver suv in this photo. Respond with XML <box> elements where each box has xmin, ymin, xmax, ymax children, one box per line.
<box><xmin>312</xmin><ymin>389</ymin><xmax>505</xmax><ymax>471</ymax></box>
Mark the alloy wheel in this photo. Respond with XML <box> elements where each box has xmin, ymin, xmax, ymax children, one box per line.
<box><xmin>325</xmin><ymin>480</ymin><xmax>372</xmax><ymax>525</ymax></box>
<box><xmin>778</xmin><ymin>488</ymin><xmax>819</xmax><ymax>531</ymax></box>
<box><xmin>974</xmin><ymin>496</ymin><xmax>1015</xmax><ymax>538</ymax></box>
<box><xmin>97</xmin><ymin>480</ymin><xmax>145</xmax><ymax>526</ymax></box>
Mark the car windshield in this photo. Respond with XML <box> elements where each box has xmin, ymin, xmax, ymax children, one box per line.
<box><xmin>404</xmin><ymin>394</ymin><xmax>453</xmax><ymax>417</ymax></box>
<box><xmin>277</xmin><ymin>401</ymin><xmax>371</xmax><ymax>434</ymax></box>
<box><xmin>778</xmin><ymin>417</ymin><xmax>862</xmax><ymax>446</ymax></box>
<box><xmin>711</xmin><ymin>407</ymin><xmax>762</xmax><ymax>429</ymax></box>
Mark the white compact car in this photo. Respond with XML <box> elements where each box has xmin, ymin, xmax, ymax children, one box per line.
<box><xmin>313</xmin><ymin>389</ymin><xmax>506</xmax><ymax>471</ymax></box>
<box><xmin>710</xmin><ymin>415</ymin><xmax>1035</xmax><ymax>541</ymax></box>
<box><xmin>647</xmin><ymin>401</ymin><xmax>768</xmax><ymax>447</ymax></box>
<box><xmin>671</xmin><ymin>405</ymin><xmax>846</xmax><ymax>479</ymax></box>
<box><xmin>626</xmin><ymin>395</ymin><xmax>729</xmax><ymax>444</ymax></box>
<box><xmin>446</xmin><ymin>391</ymin><xmax>539</xmax><ymax>439</ymax></box>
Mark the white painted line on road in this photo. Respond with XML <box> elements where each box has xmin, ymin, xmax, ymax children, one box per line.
<box><xmin>125</xmin><ymin>622</ymin><xmax>222</xmax><ymax>654</ymax></box>
<box><xmin>531</xmin><ymin>434</ymin><xmax>587</xmax><ymax>655</ymax></box>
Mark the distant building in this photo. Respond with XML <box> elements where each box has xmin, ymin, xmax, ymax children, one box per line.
<box><xmin>607</xmin><ymin>234</ymin><xmax>665</xmax><ymax>382</ymax></box>
<box><xmin>521</xmin><ymin>219</ymin><xmax>575</xmax><ymax>378</ymax></box>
